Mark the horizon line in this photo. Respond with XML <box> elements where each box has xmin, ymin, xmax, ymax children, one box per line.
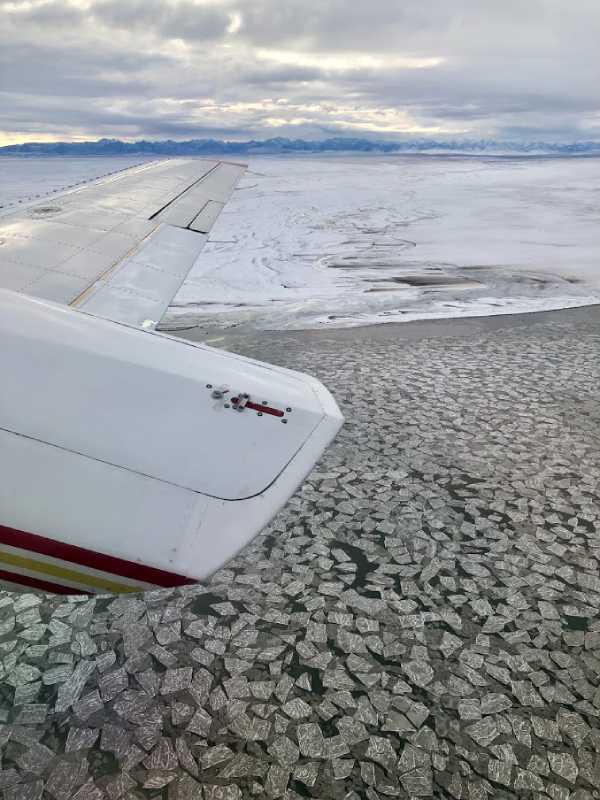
<box><xmin>2</xmin><ymin>135</ymin><xmax>600</xmax><ymax>156</ymax></box>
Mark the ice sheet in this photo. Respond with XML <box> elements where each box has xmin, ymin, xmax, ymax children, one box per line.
<box><xmin>164</xmin><ymin>155</ymin><xmax>600</xmax><ymax>330</ymax></box>
<box><xmin>1</xmin><ymin>154</ymin><xmax>599</xmax><ymax>330</ymax></box>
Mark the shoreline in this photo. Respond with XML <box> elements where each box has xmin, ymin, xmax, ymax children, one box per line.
<box><xmin>181</xmin><ymin>300</ymin><xmax>600</xmax><ymax>350</ymax></box>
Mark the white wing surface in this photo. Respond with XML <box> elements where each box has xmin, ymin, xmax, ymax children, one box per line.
<box><xmin>0</xmin><ymin>158</ymin><xmax>245</xmax><ymax>327</ymax></box>
<box><xmin>0</xmin><ymin>158</ymin><xmax>344</xmax><ymax>593</ymax></box>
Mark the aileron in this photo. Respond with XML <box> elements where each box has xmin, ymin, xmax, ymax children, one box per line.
<box><xmin>151</xmin><ymin>161</ymin><xmax>244</xmax><ymax>230</ymax></box>
<box><xmin>190</xmin><ymin>200</ymin><xmax>225</xmax><ymax>233</ymax></box>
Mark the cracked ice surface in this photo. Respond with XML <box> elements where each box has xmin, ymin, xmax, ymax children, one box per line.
<box><xmin>2</xmin><ymin>308</ymin><xmax>600</xmax><ymax>798</ymax></box>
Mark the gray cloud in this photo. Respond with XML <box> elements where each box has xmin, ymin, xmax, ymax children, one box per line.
<box><xmin>92</xmin><ymin>0</ymin><xmax>232</xmax><ymax>41</ymax></box>
<box><xmin>0</xmin><ymin>41</ymin><xmax>170</xmax><ymax>98</ymax></box>
<box><xmin>1</xmin><ymin>0</ymin><xmax>599</xmax><ymax>143</ymax></box>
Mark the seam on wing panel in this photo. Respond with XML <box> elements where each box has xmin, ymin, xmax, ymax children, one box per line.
<box><xmin>148</xmin><ymin>162</ymin><xmax>221</xmax><ymax>221</ymax></box>
<box><xmin>0</xmin><ymin>159</ymin><xmax>165</xmax><ymax>221</ymax></box>
<box><xmin>69</xmin><ymin>229</ymin><xmax>158</xmax><ymax>308</ymax></box>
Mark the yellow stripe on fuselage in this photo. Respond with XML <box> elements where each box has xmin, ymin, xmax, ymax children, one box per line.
<box><xmin>0</xmin><ymin>548</ymin><xmax>141</xmax><ymax>593</ymax></box>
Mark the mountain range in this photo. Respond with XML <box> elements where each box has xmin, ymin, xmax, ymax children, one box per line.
<box><xmin>2</xmin><ymin>137</ymin><xmax>600</xmax><ymax>156</ymax></box>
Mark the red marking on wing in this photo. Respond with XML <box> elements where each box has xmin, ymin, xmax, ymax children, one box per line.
<box><xmin>246</xmin><ymin>401</ymin><xmax>285</xmax><ymax>417</ymax></box>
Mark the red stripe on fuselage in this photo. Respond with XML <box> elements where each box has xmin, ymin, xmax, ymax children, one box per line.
<box><xmin>0</xmin><ymin>566</ymin><xmax>82</xmax><ymax>595</ymax></box>
<box><xmin>0</xmin><ymin>525</ymin><xmax>196</xmax><ymax>588</ymax></box>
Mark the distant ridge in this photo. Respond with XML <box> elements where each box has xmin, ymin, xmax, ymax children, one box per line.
<box><xmin>2</xmin><ymin>136</ymin><xmax>600</xmax><ymax>156</ymax></box>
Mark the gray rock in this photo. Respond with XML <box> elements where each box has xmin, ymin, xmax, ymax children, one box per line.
<box><xmin>73</xmin><ymin>691</ymin><xmax>103</xmax><ymax>721</ymax></box>
<box><xmin>511</xmin><ymin>680</ymin><xmax>544</xmax><ymax>707</ymax></box>
<box><xmin>282</xmin><ymin>697</ymin><xmax>312</xmax><ymax>719</ymax></box>
<box><xmin>201</xmin><ymin>744</ymin><xmax>234</xmax><ymax>770</ymax></box>
<box><xmin>531</xmin><ymin>716</ymin><xmax>561</xmax><ymax>741</ymax></box>
<box><xmin>293</xmin><ymin>762</ymin><xmax>319</xmax><ymax>787</ymax></box>
<box><xmin>203</xmin><ymin>784</ymin><xmax>242</xmax><ymax>800</ymax></box>
<box><xmin>55</xmin><ymin>660</ymin><xmax>95</xmax><ymax>713</ymax></box>
<box><xmin>160</xmin><ymin>667</ymin><xmax>193</xmax><ymax>694</ymax></box>
<box><xmin>217</xmin><ymin>753</ymin><xmax>268</xmax><ymax>779</ymax></box>
<box><xmin>229</xmin><ymin>712</ymin><xmax>271</xmax><ymax>741</ymax></box>
<box><xmin>337</xmin><ymin>716</ymin><xmax>370</xmax><ymax>743</ymax></box>
<box><xmin>264</xmin><ymin>764</ymin><xmax>290</xmax><ymax>796</ymax></box>
<box><xmin>268</xmin><ymin>735</ymin><xmax>300</xmax><ymax>768</ymax></box>
<box><xmin>514</xmin><ymin>769</ymin><xmax>545</xmax><ymax>792</ymax></box>
<box><xmin>69</xmin><ymin>779</ymin><xmax>104</xmax><ymax>800</ymax></box>
<box><xmin>143</xmin><ymin>738</ymin><xmax>178</xmax><ymax>770</ymax></box>
<box><xmin>173</xmin><ymin>775</ymin><xmax>207</xmax><ymax>799</ymax></box>
<box><xmin>4</xmin><ymin>780</ymin><xmax>44</xmax><ymax>800</ymax></box>
<box><xmin>381</xmin><ymin>711</ymin><xmax>415</xmax><ymax>734</ymax></box>
<box><xmin>15</xmin><ymin>743</ymin><xmax>54</xmax><ymax>775</ymax></box>
<box><xmin>465</xmin><ymin>718</ymin><xmax>499</xmax><ymax>747</ymax></box>
<box><xmin>297</xmin><ymin>722</ymin><xmax>326</xmax><ymax>758</ymax></box>
<box><xmin>365</xmin><ymin>736</ymin><xmax>397</xmax><ymax>772</ymax></box>
<box><xmin>65</xmin><ymin>727</ymin><xmax>100</xmax><ymax>752</ymax></box>
<box><xmin>457</xmin><ymin>699</ymin><xmax>481</xmax><ymax>721</ymax></box>
<box><xmin>403</xmin><ymin>660</ymin><xmax>434</xmax><ymax>688</ymax></box>
<box><xmin>548</xmin><ymin>751</ymin><xmax>579</xmax><ymax>784</ymax></box>
<box><xmin>400</xmin><ymin>767</ymin><xmax>433</xmax><ymax>796</ymax></box>
<box><xmin>488</xmin><ymin>760</ymin><xmax>513</xmax><ymax>787</ymax></box>
<box><xmin>186</xmin><ymin>707</ymin><xmax>212</xmax><ymax>736</ymax></box>
<box><xmin>480</xmin><ymin>693</ymin><xmax>512</xmax><ymax>715</ymax></box>
<box><xmin>557</xmin><ymin>709</ymin><xmax>590</xmax><ymax>747</ymax></box>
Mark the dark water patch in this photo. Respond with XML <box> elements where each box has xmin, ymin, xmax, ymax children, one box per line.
<box><xmin>563</xmin><ymin>614</ymin><xmax>589</xmax><ymax>631</ymax></box>
<box><xmin>188</xmin><ymin>592</ymin><xmax>246</xmax><ymax>615</ymax></box>
<box><xmin>328</xmin><ymin>260</ymin><xmax>409</xmax><ymax>269</ymax></box>
<box><xmin>331</xmin><ymin>539</ymin><xmax>378</xmax><ymax>589</ymax></box>
<box><xmin>261</xmin><ymin>533</ymin><xmax>276</xmax><ymax>558</ymax></box>
<box><xmin>389</xmin><ymin>275</ymin><xmax>480</xmax><ymax>287</ymax></box>
<box><xmin>365</xmin><ymin>274</ymin><xmax>481</xmax><ymax>289</ymax></box>
<box><xmin>286</xmin><ymin>651</ymin><xmax>325</xmax><ymax>696</ymax></box>
<box><xmin>511</xmin><ymin>275</ymin><xmax>554</xmax><ymax>286</ymax></box>
<box><xmin>289</xmin><ymin>779</ymin><xmax>312</xmax><ymax>797</ymax></box>
<box><xmin>30</xmin><ymin>205</ymin><xmax>62</xmax><ymax>216</ymax></box>
<box><xmin>364</xmin><ymin>287</ymin><xmax>407</xmax><ymax>293</ymax></box>
<box><xmin>170</xmin><ymin>300</ymin><xmax>249</xmax><ymax>307</ymax></box>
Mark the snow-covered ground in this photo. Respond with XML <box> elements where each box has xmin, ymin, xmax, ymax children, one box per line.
<box><xmin>0</xmin><ymin>155</ymin><xmax>158</xmax><ymax>208</ymax></box>
<box><xmin>1</xmin><ymin>154</ymin><xmax>599</xmax><ymax>330</ymax></box>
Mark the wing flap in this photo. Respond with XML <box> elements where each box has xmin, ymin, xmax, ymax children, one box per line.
<box><xmin>74</xmin><ymin>225</ymin><xmax>208</xmax><ymax>327</ymax></box>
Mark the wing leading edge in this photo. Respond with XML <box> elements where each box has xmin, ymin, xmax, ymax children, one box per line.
<box><xmin>0</xmin><ymin>158</ymin><xmax>245</xmax><ymax>327</ymax></box>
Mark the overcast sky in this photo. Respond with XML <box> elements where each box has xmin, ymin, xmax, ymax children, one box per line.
<box><xmin>2</xmin><ymin>0</ymin><xmax>599</xmax><ymax>145</ymax></box>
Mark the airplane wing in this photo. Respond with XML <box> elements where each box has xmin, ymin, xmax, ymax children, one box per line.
<box><xmin>0</xmin><ymin>158</ymin><xmax>343</xmax><ymax>593</ymax></box>
<box><xmin>0</xmin><ymin>158</ymin><xmax>245</xmax><ymax>327</ymax></box>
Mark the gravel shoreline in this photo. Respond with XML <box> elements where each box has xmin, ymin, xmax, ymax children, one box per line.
<box><xmin>1</xmin><ymin>306</ymin><xmax>600</xmax><ymax>799</ymax></box>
